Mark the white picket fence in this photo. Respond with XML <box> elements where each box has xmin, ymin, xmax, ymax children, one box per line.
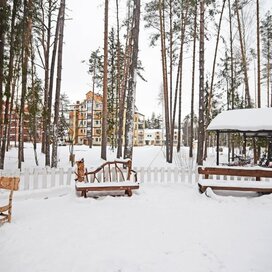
<box><xmin>0</xmin><ymin>166</ymin><xmax>198</xmax><ymax>192</ymax></box>
<box><xmin>134</xmin><ymin>167</ymin><xmax>198</xmax><ymax>184</ymax></box>
<box><xmin>0</xmin><ymin>167</ymin><xmax>74</xmax><ymax>191</ymax></box>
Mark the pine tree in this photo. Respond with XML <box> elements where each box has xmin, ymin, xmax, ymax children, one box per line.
<box><xmin>261</xmin><ymin>11</ymin><xmax>272</xmax><ymax>107</ymax></box>
<box><xmin>124</xmin><ymin>0</ymin><xmax>141</xmax><ymax>160</ymax></box>
<box><xmin>51</xmin><ymin>0</ymin><xmax>66</xmax><ymax>168</ymax></box>
<box><xmin>101</xmin><ymin>0</ymin><xmax>109</xmax><ymax>160</ymax></box>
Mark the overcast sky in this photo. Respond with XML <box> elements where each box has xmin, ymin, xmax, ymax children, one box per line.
<box><xmin>62</xmin><ymin>0</ymin><xmax>162</xmax><ymax>119</ymax></box>
<box><xmin>62</xmin><ymin>0</ymin><xmax>272</xmax><ymax>119</ymax></box>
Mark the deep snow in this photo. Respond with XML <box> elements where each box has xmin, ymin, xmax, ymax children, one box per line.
<box><xmin>1</xmin><ymin>144</ymin><xmax>272</xmax><ymax>271</ymax></box>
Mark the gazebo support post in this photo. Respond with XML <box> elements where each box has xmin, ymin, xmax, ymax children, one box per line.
<box><xmin>216</xmin><ymin>130</ymin><xmax>220</xmax><ymax>166</ymax></box>
<box><xmin>243</xmin><ymin>133</ymin><xmax>247</xmax><ymax>158</ymax></box>
<box><xmin>268</xmin><ymin>137</ymin><xmax>272</xmax><ymax>162</ymax></box>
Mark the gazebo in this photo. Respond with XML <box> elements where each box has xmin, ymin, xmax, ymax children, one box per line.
<box><xmin>207</xmin><ymin>108</ymin><xmax>272</xmax><ymax>165</ymax></box>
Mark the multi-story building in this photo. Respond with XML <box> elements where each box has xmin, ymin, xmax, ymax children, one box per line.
<box><xmin>69</xmin><ymin>91</ymin><xmax>145</xmax><ymax>146</ymax></box>
<box><xmin>144</xmin><ymin>129</ymin><xmax>181</xmax><ymax>146</ymax></box>
<box><xmin>2</xmin><ymin>104</ymin><xmax>40</xmax><ymax>143</ymax></box>
<box><xmin>133</xmin><ymin>109</ymin><xmax>145</xmax><ymax>146</ymax></box>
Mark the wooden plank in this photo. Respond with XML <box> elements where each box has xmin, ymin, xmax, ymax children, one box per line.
<box><xmin>66</xmin><ymin>168</ymin><xmax>73</xmax><ymax>186</ymax></box>
<box><xmin>174</xmin><ymin>167</ymin><xmax>179</xmax><ymax>183</ymax></box>
<box><xmin>198</xmin><ymin>166</ymin><xmax>272</xmax><ymax>178</ymax></box>
<box><xmin>76</xmin><ymin>184</ymin><xmax>139</xmax><ymax>192</ymax></box>
<box><xmin>153</xmin><ymin>167</ymin><xmax>158</xmax><ymax>184</ymax></box>
<box><xmin>0</xmin><ymin>177</ymin><xmax>20</xmax><ymax>191</ymax></box>
<box><xmin>42</xmin><ymin>168</ymin><xmax>47</xmax><ymax>189</ymax></box>
<box><xmin>33</xmin><ymin>169</ymin><xmax>39</xmax><ymax>190</ymax></box>
<box><xmin>24</xmin><ymin>169</ymin><xmax>30</xmax><ymax>190</ymax></box>
<box><xmin>59</xmin><ymin>168</ymin><xmax>64</xmax><ymax>186</ymax></box>
<box><xmin>199</xmin><ymin>184</ymin><xmax>272</xmax><ymax>194</ymax></box>
<box><xmin>50</xmin><ymin>168</ymin><xmax>56</xmax><ymax>188</ymax></box>
<box><xmin>167</xmin><ymin>167</ymin><xmax>172</xmax><ymax>183</ymax></box>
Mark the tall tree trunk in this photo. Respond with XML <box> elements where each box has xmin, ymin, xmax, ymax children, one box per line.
<box><xmin>0</xmin><ymin>0</ymin><xmax>19</xmax><ymax>169</ymax></box>
<box><xmin>30</xmin><ymin>40</ymin><xmax>39</xmax><ymax>166</ymax></box>
<box><xmin>204</xmin><ymin>0</ymin><xmax>226</xmax><ymax>160</ymax></box>
<box><xmin>18</xmin><ymin>0</ymin><xmax>32</xmax><ymax>170</ymax></box>
<box><xmin>189</xmin><ymin>1</ymin><xmax>197</xmax><ymax>158</ymax></box>
<box><xmin>207</xmin><ymin>0</ymin><xmax>226</xmax><ymax>117</ymax></box>
<box><xmin>158</xmin><ymin>0</ymin><xmax>171</xmax><ymax>163</ymax></box>
<box><xmin>42</xmin><ymin>0</ymin><xmax>52</xmax><ymax>154</ymax></box>
<box><xmin>89</xmin><ymin>72</ymin><xmax>96</xmax><ymax>149</ymax></box>
<box><xmin>7</xmin><ymin>58</ymin><xmax>20</xmax><ymax>151</ymax></box>
<box><xmin>197</xmin><ymin>0</ymin><xmax>205</xmax><ymax>165</ymax></box>
<box><xmin>117</xmin><ymin>2</ymin><xmax>132</xmax><ymax>158</ymax></box>
<box><xmin>177</xmin><ymin>62</ymin><xmax>183</xmax><ymax>153</ymax></box>
<box><xmin>45</xmin><ymin>4</ymin><xmax>61</xmax><ymax>166</ymax></box>
<box><xmin>51</xmin><ymin>0</ymin><xmax>65</xmax><ymax>168</ymax></box>
<box><xmin>0</xmin><ymin>0</ymin><xmax>6</xmax><ymax>154</ymax></box>
<box><xmin>235</xmin><ymin>0</ymin><xmax>251</xmax><ymax>108</ymax></box>
<box><xmin>267</xmin><ymin>29</ymin><xmax>271</xmax><ymax>107</ymax></box>
<box><xmin>228</xmin><ymin>0</ymin><xmax>234</xmax><ymax>110</ymax></box>
<box><xmin>228</xmin><ymin>0</ymin><xmax>235</xmax><ymax>161</ymax></box>
<box><xmin>256</xmin><ymin>0</ymin><xmax>261</xmax><ymax>108</ymax></box>
<box><xmin>169</xmin><ymin>0</ymin><xmax>173</xmax><ymax>121</ymax></box>
<box><xmin>124</xmin><ymin>0</ymin><xmax>141</xmax><ymax>160</ymax></box>
<box><xmin>101</xmin><ymin>0</ymin><xmax>109</xmax><ymax>160</ymax></box>
<box><xmin>115</xmin><ymin>0</ymin><xmax>121</xmax><ymax>149</ymax></box>
<box><xmin>116</xmin><ymin>57</ymin><xmax>128</xmax><ymax>158</ymax></box>
<box><xmin>170</xmin><ymin>57</ymin><xmax>181</xmax><ymax>161</ymax></box>
<box><xmin>176</xmin><ymin>2</ymin><xmax>189</xmax><ymax>154</ymax></box>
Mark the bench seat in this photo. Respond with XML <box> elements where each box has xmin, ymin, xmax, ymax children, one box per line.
<box><xmin>75</xmin><ymin>181</ymin><xmax>140</xmax><ymax>198</ymax></box>
<box><xmin>198</xmin><ymin>179</ymin><xmax>272</xmax><ymax>193</ymax></box>
<box><xmin>76</xmin><ymin>181</ymin><xmax>140</xmax><ymax>188</ymax></box>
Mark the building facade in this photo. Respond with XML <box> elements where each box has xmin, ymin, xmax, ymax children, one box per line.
<box><xmin>144</xmin><ymin>129</ymin><xmax>181</xmax><ymax>146</ymax></box>
<box><xmin>69</xmin><ymin>91</ymin><xmax>145</xmax><ymax>146</ymax></box>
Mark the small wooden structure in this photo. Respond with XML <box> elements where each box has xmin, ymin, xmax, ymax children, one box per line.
<box><xmin>198</xmin><ymin>166</ymin><xmax>272</xmax><ymax>194</ymax></box>
<box><xmin>75</xmin><ymin>159</ymin><xmax>139</xmax><ymax>198</ymax></box>
<box><xmin>0</xmin><ymin>177</ymin><xmax>20</xmax><ymax>224</ymax></box>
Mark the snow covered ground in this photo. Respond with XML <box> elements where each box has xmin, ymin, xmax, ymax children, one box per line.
<box><xmin>1</xmin><ymin>144</ymin><xmax>272</xmax><ymax>271</ymax></box>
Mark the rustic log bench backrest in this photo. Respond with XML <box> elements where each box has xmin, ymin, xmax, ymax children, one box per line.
<box><xmin>85</xmin><ymin>160</ymin><xmax>133</xmax><ymax>183</ymax></box>
<box><xmin>198</xmin><ymin>167</ymin><xmax>272</xmax><ymax>181</ymax></box>
<box><xmin>0</xmin><ymin>177</ymin><xmax>20</xmax><ymax>224</ymax></box>
<box><xmin>75</xmin><ymin>159</ymin><xmax>135</xmax><ymax>183</ymax></box>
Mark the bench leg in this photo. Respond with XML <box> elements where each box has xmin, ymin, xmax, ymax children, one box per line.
<box><xmin>198</xmin><ymin>185</ymin><xmax>206</xmax><ymax>194</ymax></box>
<box><xmin>125</xmin><ymin>189</ymin><xmax>132</xmax><ymax>197</ymax></box>
<box><xmin>81</xmin><ymin>190</ymin><xmax>87</xmax><ymax>198</ymax></box>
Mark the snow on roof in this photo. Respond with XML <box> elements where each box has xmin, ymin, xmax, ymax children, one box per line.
<box><xmin>207</xmin><ymin>108</ymin><xmax>272</xmax><ymax>132</ymax></box>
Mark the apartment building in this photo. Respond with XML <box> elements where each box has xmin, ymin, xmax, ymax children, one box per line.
<box><xmin>2</xmin><ymin>104</ymin><xmax>38</xmax><ymax>143</ymax></box>
<box><xmin>133</xmin><ymin>110</ymin><xmax>145</xmax><ymax>146</ymax></box>
<box><xmin>69</xmin><ymin>91</ymin><xmax>145</xmax><ymax>146</ymax></box>
<box><xmin>144</xmin><ymin>129</ymin><xmax>181</xmax><ymax>146</ymax></box>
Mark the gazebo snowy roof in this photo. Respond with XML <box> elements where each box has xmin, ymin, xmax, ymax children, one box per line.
<box><xmin>207</xmin><ymin>108</ymin><xmax>272</xmax><ymax>136</ymax></box>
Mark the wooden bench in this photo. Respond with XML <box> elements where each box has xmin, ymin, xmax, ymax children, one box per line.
<box><xmin>0</xmin><ymin>177</ymin><xmax>20</xmax><ymax>224</ymax></box>
<box><xmin>198</xmin><ymin>166</ymin><xmax>272</xmax><ymax>194</ymax></box>
<box><xmin>75</xmin><ymin>159</ymin><xmax>139</xmax><ymax>198</ymax></box>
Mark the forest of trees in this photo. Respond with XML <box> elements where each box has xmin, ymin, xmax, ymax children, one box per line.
<box><xmin>0</xmin><ymin>0</ymin><xmax>271</xmax><ymax>170</ymax></box>
<box><xmin>0</xmin><ymin>0</ymin><xmax>68</xmax><ymax>169</ymax></box>
<box><xmin>143</xmin><ymin>0</ymin><xmax>272</xmax><ymax>164</ymax></box>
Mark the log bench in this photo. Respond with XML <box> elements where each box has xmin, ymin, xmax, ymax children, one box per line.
<box><xmin>198</xmin><ymin>166</ymin><xmax>272</xmax><ymax>194</ymax></box>
<box><xmin>75</xmin><ymin>159</ymin><xmax>139</xmax><ymax>198</ymax></box>
<box><xmin>0</xmin><ymin>177</ymin><xmax>20</xmax><ymax>224</ymax></box>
